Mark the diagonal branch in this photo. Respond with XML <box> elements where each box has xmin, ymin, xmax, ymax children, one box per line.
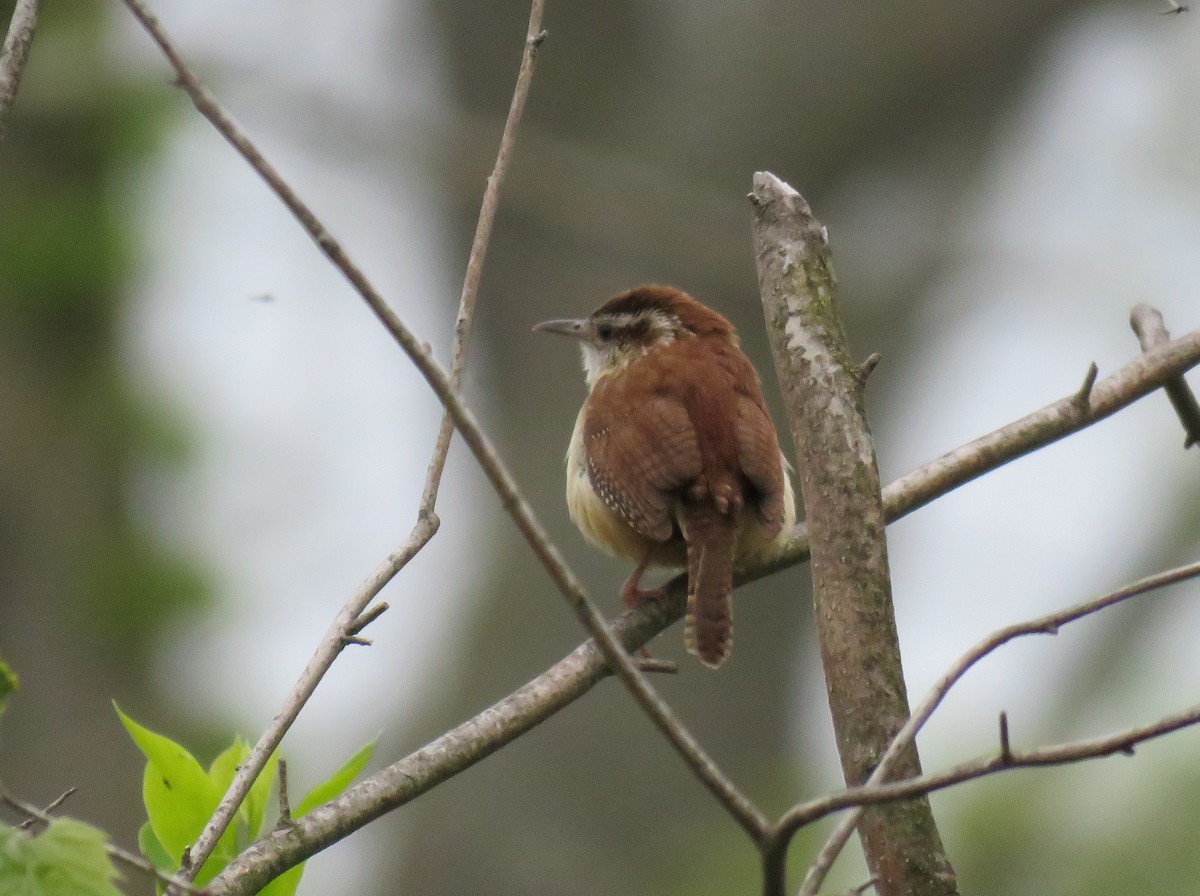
<box><xmin>202</xmin><ymin>328</ymin><xmax>1200</xmax><ymax>894</ymax></box>
<box><xmin>119</xmin><ymin>1</ymin><xmax>764</xmax><ymax>884</ymax></box>
<box><xmin>179</xmin><ymin>517</ymin><xmax>437</xmax><ymax>880</ymax></box>
<box><xmin>178</xmin><ymin>0</ymin><xmax>546</xmax><ymax>877</ymax></box>
<box><xmin>788</xmin><ymin>557</ymin><xmax>1200</xmax><ymax>894</ymax></box>
<box><xmin>0</xmin><ymin>0</ymin><xmax>40</xmax><ymax>139</ymax></box>
<box><xmin>205</xmin><ymin>595</ymin><xmax>680</xmax><ymax>896</ymax></box>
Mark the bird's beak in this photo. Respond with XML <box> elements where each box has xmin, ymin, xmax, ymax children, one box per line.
<box><xmin>532</xmin><ymin>318</ymin><xmax>589</xmax><ymax>339</ymax></box>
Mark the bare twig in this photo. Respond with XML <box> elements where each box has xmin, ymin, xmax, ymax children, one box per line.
<box><xmin>120</xmin><ymin>0</ymin><xmax>762</xmax><ymax>882</ymax></box>
<box><xmin>274</xmin><ymin>759</ymin><xmax>293</xmax><ymax>831</ymax></box>
<box><xmin>873</xmin><ymin>325</ymin><xmax>1200</xmax><ymax>534</ymax></box>
<box><xmin>780</xmin><ymin>700</ymin><xmax>1200</xmax><ymax>826</ymax></box>
<box><xmin>998</xmin><ymin>712</ymin><xmax>1012</xmax><ymax>764</ymax></box>
<box><xmin>858</xmin><ymin>352</ymin><xmax>883</xmax><ymax>383</ymax></box>
<box><xmin>204</xmin><ymin>354</ymin><xmax>1200</xmax><ymax>895</ymax></box>
<box><xmin>1130</xmin><ymin>304</ymin><xmax>1200</xmax><ymax>448</ymax></box>
<box><xmin>16</xmin><ymin>786</ymin><xmax>76</xmax><ymax>829</ymax></box>
<box><xmin>345</xmin><ymin>602</ymin><xmax>388</xmax><ymax>637</ymax></box>
<box><xmin>0</xmin><ymin>0</ymin><xmax>39</xmax><ymax>138</ymax></box>
<box><xmin>1074</xmin><ymin>361</ymin><xmax>1099</xmax><ymax>411</ymax></box>
<box><xmin>1</xmin><ymin>792</ymin><xmax>205</xmax><ymax>895</ymax></box>
<box><xmin>420</xmin><ymin>0</ymin><xmax>547</xmax><ymax>516</ymax></box>
<box><xmin>181</xmin><ymin>514</ymin><xmax>437</xmax><ymax>880</ymax></box>
<box><xmin>206</xmin><ymin>594</ymin><xmax>683</xmax><ymax>896</ymax></box>
<box><xmin>789</xmin><ymin>558</ymin><xmax>1200</xmax><ymax>894</ymax></box>
<box><xmin>752</xmin><ymin>171</ymin><xmax>956</xmax><ymax>896</ymax></box>
<box><xmin>115</xmin><ymin>4</ymin><xmax>1200</xmax><ymax>891</ymax></box>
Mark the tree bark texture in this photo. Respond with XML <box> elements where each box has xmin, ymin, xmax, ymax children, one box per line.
<box><xmin>750</xmin><ymin>172</ymin><xmax>959</xmax><ymax>896</ymax></box>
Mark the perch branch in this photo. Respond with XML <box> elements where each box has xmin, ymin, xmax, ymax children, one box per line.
<box><xmin>120</xmin><ymin>0</ymin><xmax>762</xmax><ymax>883</ymax></box>
<box><xmin>751</xmin><ymin>171</ymin><xmax>956</xmax><ymax>896</ymax></box>
<box><xmin>0</xmin><ymin>0</ymin><xmax>39</xmax><ymax>138</ymax></box>
<box><xmin>204</xmin><ymin>372</ymin><xmax>1200</xmax><ymax>895</ymax></box>
<box><xmin>206</xmin><ymin>592</ymin><xmax>687</xmax><ymax>896</ymax></box>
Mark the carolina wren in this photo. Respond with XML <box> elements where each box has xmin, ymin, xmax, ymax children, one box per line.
<box><xmin>534</xmin><ymin>285</ymin><xmax>795</xmax><ymax>667</ymax></box>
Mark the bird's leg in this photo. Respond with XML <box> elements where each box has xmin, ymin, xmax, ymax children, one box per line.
<box><xmin>620</xmin><ymin>550</ymin><xmax>666</xmax><ymax>660</ymax></box>
<box><xmin>620</xmin><ymin>551</ymin><xmax>665</xmax><ymax>608</ymax></box>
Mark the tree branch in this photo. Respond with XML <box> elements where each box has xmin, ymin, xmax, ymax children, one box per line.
<box><xmin>120</xmin><ymin>2</ymin><xmax>763</xmax><ymax>886</ymax></box>
<box><xmin>788</xmin><ymin>558</ymin><xmax>1200</xmax><ymax>893</ymax></box>
<box><xmin>751</xmin><ymin>171</ymin><xmax>957</xmax><ymax>896</ymax></box>
<box><xmin>420</xmin><ymin>0</ymin><xmax>547</xmax><ymax>516</ymax></box>
<box><xmin>179</xmin><ymin>0</ymin><xmax>546</xmax><ymax>875</ymax></box>
<box><xmin>0</xmin><ymin>0</ymin><xmax>39</xmax><ymax>139</ymax></box>
<box><xmin>779</xmin><ymin>700</ymin><xmax>1200</xmax><ymax>827</ymax></box>
<box><xmin>205</xmin><ymin>593</ymin><xmax>682</xmax><ymax>896</ymax></box>
<box><xmin>201</xmin><ymin>330</ymin><xmax>1200</xmax><ymax>892</ymax></box>
<box><xmin>1130</xmin><ymin>304</ymin><xmax>1200</xmax><ymax>449</ymax></box>
<box><xmin>181</xmin><ymin>516</ymin><xmax>436</xmax><ymax>880</ymax></box>
<box><xmin>1</xmin><ymin>792</ymin><xmax>205</xmax><ymax>895</ymax></box>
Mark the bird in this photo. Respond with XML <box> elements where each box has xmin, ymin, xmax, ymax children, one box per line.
<box><xmin>534</xmin><ymin>285</ymin><xmax>795</xmax><ymax>668</ymax></box>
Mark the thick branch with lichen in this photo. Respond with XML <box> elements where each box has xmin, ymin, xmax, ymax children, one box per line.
<box><xmin>750</xmin><ymin>171</ymin><xmax>958</xmax><ymax>896</ymax></box>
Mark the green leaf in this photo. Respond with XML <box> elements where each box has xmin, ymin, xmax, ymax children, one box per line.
<box><xmin>137</xmin><ymin>821</ymin><xmax>172</xmax><ymax>872</ymax></box>
<box><xmin>258</xmin><ymin>863</ymin><xmax>305</xmax><ymax>896</ymax></box>
<box><xmin>295</xmin><ymin>738</ymin><xmax>377</xmax><ymax>817</ymax></box>
<box><xmin>244</xmin><ymin>748</ymin><xmax>280</xmax><ymax>842</ymax></box>
<box><xmin>0</xmin><ymin>818</ymin><xmax>124</xmax><ymax>896</ymax></box>
<box><xmin>0</xmin><ymin>656</ymin><xmax>17</xmax><ymax>716</ymax></box>
<box><xmin>208</xmin><ymin>737</ymin><xmax>249</xmax><ymax>793</ymax></box>
<box><xmin>115</xmin><ymin>703</ymin><xmax>221</xmax><ymax>864</ymax></box>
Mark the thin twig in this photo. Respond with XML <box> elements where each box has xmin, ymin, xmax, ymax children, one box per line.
<box><xmin>998</xmin><ymin>711</ymin><xmax>1012</xmax><ymax>764</ymax></box>
<box><xmin>420</xmin><ymin>0</ymin><xmax>547</xmax><ymax>517</ymax></box>
<box><xmin>345</xmin><ymin>602</ymin><xmax>389</xmax><ymax>637</ymax></box>
<box><xmin>1130</xmin><ymin>304</ymin><xmax>1200</xmax><ymax>448</ymax></box>
<box><xmin>788</xmin><ymin>558</ymin><xmax>1200</xmax><ymax>894</ymax></box>
<box><xmin>858</xmin><ymin>352</ymin><xmax>883</xmax><ymax>383</ymax></box>
<box><xmin>1</xmin><ymin>792</ymin><xmax>205</xmax><ymax>895</ymax></box>
<box><xmin>780</xmin><ymin>699</ymin><xmax>1200</xmax><ymax>826</ymax></box>
<box><xmin>1074</xmin><ymin>361</ymin><xmax>1099</xmax><ymax>411</ymax></box>
<box><xmin>181</xmin><ymin>514</ymin><xmax>438</xmax><ymax>879</ymax></box>
<box><xmin>118</xmin><ymin>0</ymin><xmax>763</xmax><ymax>879</ymax></box>
<box><xmin>206</xmin><ymin>593</ymin><xmax>682</xmax><ymax>896</ymax></box>
<box><xmin>205</xmin><ymin>356</ymin><xmax>1200</xmax><ymax>895</ymax></box>
<box><xmin>0</xmin><ymin>0</ymin><xmax>40</xmax><ymax>138</ymax></box>
<box><xmin>16</xmin><ymin>786</ymin><xmax>76</xmax><ymax>829</ymax></box>
<box><xmin>275</xmin><ymin>759</ymin><xmax>293</xmax><ymax>831</ymax></box>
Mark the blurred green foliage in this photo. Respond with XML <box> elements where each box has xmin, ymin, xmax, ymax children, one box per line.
<box><xmin>0</xmin><ymin>0</ymin><xmax>204</xmax><ymax>663</ymax></box>
<box><xmin>0</xmin><ymin>817</ymin><xmax>123</xmax><ymax>896</ymax></box>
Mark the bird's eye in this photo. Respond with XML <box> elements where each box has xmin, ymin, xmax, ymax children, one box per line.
<box><xmin>596</xmin><ymin>322</ymin><xmax>615</xmax><ymax>341</ymax></box>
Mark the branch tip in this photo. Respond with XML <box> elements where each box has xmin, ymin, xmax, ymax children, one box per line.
<box><xmin>347</xmin><ymin>602</ymin><xmax>389</xmax><ymax>636</ymax></box>
<box><xmin>858</xmin><ymin>352</ymin><xmax>883</xmax><ymax>383</ymax></box>
<box><xmin>1075</xmin><ymin>362</ymin><xmax>1099</xmax><ymax>410</ymax></box>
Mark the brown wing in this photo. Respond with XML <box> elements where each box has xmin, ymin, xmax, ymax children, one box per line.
<box><xmin>735</xmin><ymin>394</ymin><xmax>786</xmax><ymax>537</ymax></box>
<box><xmin>584</xmin><ymin>388</ymin><xmax>701</xmax><ymax>543</ymax></box>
